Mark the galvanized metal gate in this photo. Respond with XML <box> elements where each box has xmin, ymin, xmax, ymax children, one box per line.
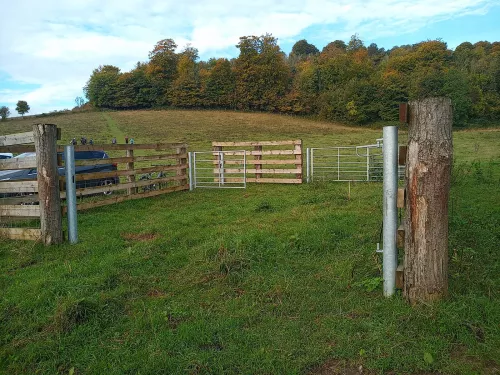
<box><xmin>191</xmin><ymin>151</ymin><xmax>246</xmax><ymax>189</ymax></box>
<box><xmin>306</xmin><ymin>141</ymin><xmax>383</xmax><ymax>182</ymax></box>
<box><xmin>306</xmin><ymin>140</ymin><xmax>405</xmax><ymax>183</ymax></box>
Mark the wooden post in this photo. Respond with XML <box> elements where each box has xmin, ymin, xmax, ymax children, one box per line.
<box><xmin>33</xmin><ymin>124</ymin><xmax>63</xmax><ymax>245</ymax></box>
<box><xmin>254</xmin><ymin>145</ymin><xmax>262</xmax><ymax>180</ymax></box>
<box><xmin>177</xmin><ymin>146</ymin><xmax>187</xmax><ymax>186</ymax></box>
<box><xmin>295</xmin><ymin>140</ymin><xmax>302</xmax><ymax>181</ymax></box>
<box><xmin>126</xmin><ymin>148</ymin><xmax>134</xmax><ymax>195</ymax></box>
<box><xmin>403</xmin><ymin>97</ymin><xmax>453</xmax><ymax>304</ymax></box>
<box><xmin>213</xmin><ymin>145</ymin><xmax>222</xmax><ymax>184</ymax></box>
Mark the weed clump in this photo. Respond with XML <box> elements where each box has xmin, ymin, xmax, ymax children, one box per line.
<box><xmin>54</xmin><ymin>299</ymin><xmax>98</xmax><ymax>333</ymax></box>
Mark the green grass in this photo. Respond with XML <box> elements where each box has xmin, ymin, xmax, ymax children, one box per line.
<box><xmin>1</xmin><ymin>109</ymin><xmax>499</xmax><ymax>374</ymax></box>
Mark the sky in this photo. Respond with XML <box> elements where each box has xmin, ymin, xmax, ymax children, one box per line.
<box><xmin>1</xmin><ymin>0</ymin><xmax>499</xmax><ymax>116</ymax></box>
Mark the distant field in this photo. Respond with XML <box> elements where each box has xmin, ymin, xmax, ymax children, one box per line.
<box><xmin>1</xmin><ymin>110</ymin><xmax>499</xmax><ymax>374</ymax></box>
<box><xmin>2</xmin><ymin>109</ymin><xmax>499</xmax><ymax>163</ymax></box>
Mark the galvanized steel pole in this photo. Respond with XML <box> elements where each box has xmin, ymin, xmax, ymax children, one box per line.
<box><xmin>188</xmin><ymin>152</ymin><xmax>193</xmax><ymax>191</ymax></box>
<box><xmin>382</xmin><ymin>126</ymin><xmax>398</xmax><ymax>296</ymax></box>
<box><xmin>64</xmin><ymin>145</ymin><xmax>78</xmax><ymax>244</ymax></box>
<box><xmin>306</xmin><ymin>148</ymin><xmax>310</xmax><ymax>183</ymax></box>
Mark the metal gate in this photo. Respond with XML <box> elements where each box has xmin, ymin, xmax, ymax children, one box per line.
<box><xmin>306</xmin><ymin>141</ymin><xmax>383</xmax><ymax>182</ymax></box>
<box><xmin>306</xmin><ymin>140</ymin><xmax>405</xmax><ymax>183</ymax></box>
<box><xmin>191</xmin><ymin>151</ymin><xmax>246</xmax><ymax>189</ymax></box>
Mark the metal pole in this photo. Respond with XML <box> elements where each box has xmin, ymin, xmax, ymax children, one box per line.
<box><xmin>382</xmin><ymin>126</ymin><xmax>398</xmax><ymax>296</ymax></box>
<box><xmin>64</xmin><ymin>145</ymin><xmax>78</xmax><ymax>244</ymax></box>
<box><xmin>337</xmin><ymin>148</ymin><xmax>340</xmax><ymax>181</ymax></box>
<box><xmin>306</xmin><ymin>148</ymin><xmax>310</xmax><ymax>183</ymax></box>
<box><xmin>311</xmin><ymin>148</ymin><xmax>314</xmax><ymax>182</ymax></box>
<box><xmin>243</xmin><ymin>151</ymin><xmax>247</xmax><ymax>188</ymax></box>
<box><xmin>193</xmin><ymin>152</ymin><xmax>197</xmax><ymax>189</ymax></box>
<box><xmin>188</xmin><ymin>152</ymin><xmax>193</xmax><ymax>191</ymax></box>
<box><xmin>220</xmin><ymin>152</ymin><xmax>225</xmax><ymax>186</ymax></box>
<box><xmin>366</xmin><ymin>147</ymin><xmax>370</xmax><ymax>182</ymax></box>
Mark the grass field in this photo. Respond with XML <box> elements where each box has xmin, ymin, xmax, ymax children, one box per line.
<box><xmin>1</xmin><ymin>110</ymin><xmax>499</xmax><ymax>374</ymax></box>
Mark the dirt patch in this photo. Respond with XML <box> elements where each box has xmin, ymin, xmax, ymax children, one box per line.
<box><xmin>308</xmin><ymin>359</ymin><xmax>369</xmax><ymax>375</ymax></box>
<box><xmin>147</xmin><ymin>289</ymin><xmax>171</xmax><ymax>298</ymax></box>
<box><xmin>121</xmin><ymin>232</ymin><xmax>159</xmax><ymax>241</ymax></box>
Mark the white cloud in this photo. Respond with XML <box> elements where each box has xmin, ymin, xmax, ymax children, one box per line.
<box><xmin>0</xmin><ymin>0</ymin><xmax>497</xmax><ymax>114</ymax></box>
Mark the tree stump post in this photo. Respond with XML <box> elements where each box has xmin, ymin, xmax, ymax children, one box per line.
<box><xmin>403</xmin><ymin>97</ymin><xmax>453</xmax><ymax>304</ymax></box>
<box><xmin>33</xmin><ymin>124</ymin><xmax>63</xmax><ymax>245</ymax></box>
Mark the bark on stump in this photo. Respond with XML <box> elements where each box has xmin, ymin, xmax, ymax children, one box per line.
<box><xmin>33</xmin><ymin>124</ymin><xmax>63</xmax><ymax>245</ymax></box>
<box><xmin>403</xmin><ymin>97</ymin><xmax>453</xmax><ymax>304</ymax></box>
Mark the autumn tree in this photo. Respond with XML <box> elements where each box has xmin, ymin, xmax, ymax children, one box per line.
<box><xmin>16</xmin><ymin>101</ymin><xmax>30</xmax><ymax>117</ymax></box>
<box><xmin>171</xmin><ymin>45</ymin><xmax>202</xmax><ymax>107</ymax></box>
<box><xmin>203</xmin><ymin>58</ymin><xmax>236</xmax><ymax>108</ymax></box>
<box><xmin>146</xmin><ymin>39</ymin><xmax>179</xmax><ymax>105</ymax></box>
<box><xmin>234</xmin><ymin>34</ymin><xmax>291</xmax><ymax>111</ymax></box>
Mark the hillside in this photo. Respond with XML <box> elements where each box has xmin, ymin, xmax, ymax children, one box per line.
<box><xmin>2</xmin><ymin>109</ymin><xmax>499</xmax><ymax>163</ymax></box>
<box><xmin>1</xmin><ymin>109</ymin><xmax>499</xmax><ymax>374</ymax></box>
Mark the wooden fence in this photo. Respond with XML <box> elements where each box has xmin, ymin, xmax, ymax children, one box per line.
<box><xmin>0</xmin><ymin>127</ymin><xmax>189</xmax><ymax>242</ymax></box>
<box><xmin>0</xmin><ymin>126</ymin><xmax>61</xmax><ymax>242</ymax></box>
<box><xmin>58</xmin><ymin>143</ymin><xmax>189</xmax><ymax>213</ymax></box>
<box><xmin>212</xmin><ymin>140</ymin><xmax>303</xmax><ymax>184</ymax></box>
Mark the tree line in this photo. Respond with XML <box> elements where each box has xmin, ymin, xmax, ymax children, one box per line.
<box><xmin>84</xmin><ymin>34</ymin><xmax>500</xmax><ymax>125</ymax></box>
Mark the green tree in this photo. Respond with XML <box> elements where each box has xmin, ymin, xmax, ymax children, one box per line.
<box><xmin>84</xmin><ymin>65</ymin><xmax>121</xmax><ymax>108</ymax></box>
<box><xmin>203</xmin><ymin>58</ymin><xmax>236</xmax><ymax>108</ymax></box>
<box><xmin>16</xmin><ymin>100</ymin><xmax>30</xmax><ymax>117</ymax></box>
<box><xmin>0</xmin><ymin>106</ymin><xmax>10</xmax><ymax>121</ymax></box>
<box><xmin>291</xmin><ymin>39</ymin><xmax>319</xmax><ymax>57</ymax></box>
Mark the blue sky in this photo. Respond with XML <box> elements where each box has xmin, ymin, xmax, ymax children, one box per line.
<box><xmin>1</xmin><ymin>0</ymin><xmax>499</xmax><ymax>115</ymax></box>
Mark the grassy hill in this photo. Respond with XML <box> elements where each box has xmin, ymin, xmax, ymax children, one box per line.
<box><xmin>1</xmin><ymin>110</ymin><xmax>499</xmax><ymax>374</ymax></box>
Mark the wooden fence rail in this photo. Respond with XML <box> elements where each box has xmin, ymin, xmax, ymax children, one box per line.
<box><xmin>212</xmin><ymin>140</ymin><xmax>303</xmax><ymax>184</ymax></box>
<box><xmin>58</xmin><ymin>143</ymin><xmax>189</xmax><ymax>211</ymax></box>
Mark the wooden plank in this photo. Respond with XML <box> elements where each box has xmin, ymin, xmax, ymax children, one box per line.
<box><xmin>212</xmin><ymin>140</ymin><xmax>301</xmax><ymax>147</ymax></box>
<box><xmin>396</xmin><ymin>264</ymin><xmax>404</xmax><ymax>289</ymax></box>
<box><xmin>0</xmin><ymin>145</ymin><xmax>36</xmax><ymax>153</ymax></box>
<box><xmin>0</xmin><ymin>228</ymin><xmax>41</xmax><ymax>241</ymax></box>
<box><xmin>56</xmin><ymin>143</ymin><xmax>187</xmax><ymax>152</ymax></box>
<box><xmin>177</xmin><ymin>146</ymin><xmax>188</xmax><ymax>186</ymax></box>
<box><xmin>295</xmin><ymin>141</ymin><xmax>302</xmax><ymax>180</ymax></box>
<box><xmin>126</xmin><ymin>149</ymin><xmax>134</xmax><ymax>196</ymax></box>
<box><xmin>60</xmin><ymin>174</ymin><xmax>188</xmax><ymax>198</ymax></box>
<box><xmin>397</xmin><ymin>188</ymin><xmax>406</xmax><ymax>208</ymax></box>
<box><xmin>0</xmin><ymin>157</ymin><xmax>37</xmax><ymax>170</ymax></box>
<box><xmin>213</xmin><ymin>150</ymin><xmax>301</xmax><ymax>156</ymax></box>
<box><xmin>212</xmin><ymin>159</ymin><xmax>297</xmax><ymax>165</ymax></box>
<box><xmin>219</xmin><ymin>177</ymin><xmax>302</xmax><ymax>184</ymax></box>
<box><xmin>0</xmin><ymin>131</ymin><xmax>34</xmax><ymax>146</ymax></box>
<box><xmin>0</xmin><ymin>180</ymin><xmax>38</xmax><ymax>194</ymax></box>
<box><xmin>63</xmin><ymin>184</ymin><xmax>189</xmax><ymax>213</ymax></box>
<box><xmin>399</xmin><ymin>145</ymin><xmax>407</xmax><ymax>166</ymax></box>
<box><xmin>0</xmin><ymin>205</ymin><xmax>40</xmax><ymax>217</ymax></box>
<box><xmin>213</xmin><ymin>168</ymin><xmax>301</xmax><ymax>174</ymax></box>
<box><xmin>397</xmin><ymin>224</ymin><xmax>405</xmax><ymax>248</ymax></box>
<box><xmin>62</xmin><ymin>164</ymin><xmax>188</xmax><ymax>182</ymax></box>
<box><xmin>254</xmin><ymin>145</ymin><xmax>262</xmax><ymax>180</ymax></box>
<box><xmin>0</xmin><ymin>194</ymin><xmax>39</xmax><ymax>205</ymax></box>
<box><xmin>72</xmin><ymin>153</ymin><xmax>187</xmax><ymax>166</ymax></box>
